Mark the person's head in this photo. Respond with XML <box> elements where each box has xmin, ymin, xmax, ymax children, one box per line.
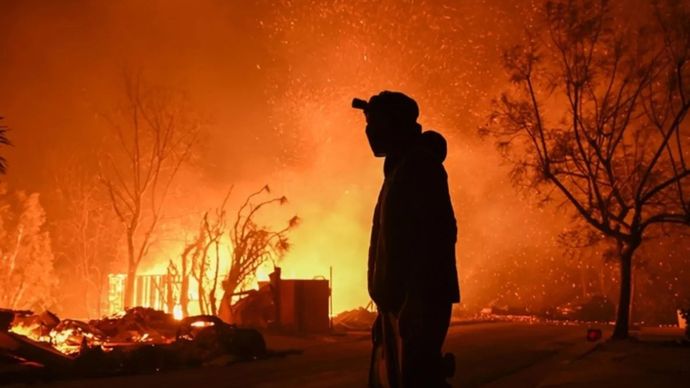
<box><xmin>362</xmin><ymin>91</ymin><xmax>421</xmax><ymax>157</ymax></box>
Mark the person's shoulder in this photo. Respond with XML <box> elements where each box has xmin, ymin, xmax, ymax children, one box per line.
<box><xmin>406</xmin><ymin>131</ymin><xmax>447</xmax><ymax>165</ymax></box>
<box><xmin>399</xmin><ymin>146</ymin><xmax>446</xmax><ymax>181</ymax></box>
<box><xmin>420</xmin><ymin>130</ymin><xmax>447</xmax><ymax>163</ymax></box>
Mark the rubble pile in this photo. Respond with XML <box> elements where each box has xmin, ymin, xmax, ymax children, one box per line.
<box><xmin>0</xmin><ymin>308</ymin><xmax>267</xmax><ymax>383</ymax></box>
<box><xmin>332</xmin><ymin>307</ymin><xmax>376</xmax><ymax>332</ymax></box>
<box><xmin>89</xmin><ymin>307</ymin><xmax>179</xmax><ymax>345</ymax></box>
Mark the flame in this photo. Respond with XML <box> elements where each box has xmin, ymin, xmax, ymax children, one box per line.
<box><xmin>8</xmin><ymin>322</ymin><xmax>50</xmax><ymax>343</ymax></box>
<box><xmin>190</xmin><ymin>321</ymin><xmax>214</xmax><ymax>328</ymax></box>
<box><xmin>173</xmin><ymin>304</ymin><xmax>183</xmax><ymax>320</ymax></box>
<box><xmin>9</xmin><ymin>319</ymin><xmax>103</xmax><ymax>355</ymax></box>
<box><xmin>49</xmin><ymin>327</ymin><xmax>103</xmax><ymax>355</ymax></box>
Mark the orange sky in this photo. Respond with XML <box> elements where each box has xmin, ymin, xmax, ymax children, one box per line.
<box><xmin>0</xmin><ymin>0</ymin><xmax>635</xmax><ymax>314</ymax></box>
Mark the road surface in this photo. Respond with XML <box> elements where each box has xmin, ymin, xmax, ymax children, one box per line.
<box><xmin>16</xmin><ymin>322</ymin><xmax>598</xmax><ymax>388</ymax></box>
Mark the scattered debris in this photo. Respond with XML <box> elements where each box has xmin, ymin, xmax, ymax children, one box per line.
<box><xmin>8</xmin><ymin>310</ymin><xmax>60</xmax><ymax>342</ymax></box>
<box><xmin>0</xmin><ymin>308</ymin><xmax>269</xmax><ymax>384</ymax></box>
<box><xmin>50</xmin><ymin>319</ymin><xmax>105</xmax><ymax>355</ymax></box>
<box><xmin>90</xmin><ymin>307</ymin><xmax>178</xmax><ymax>344</ymax></box>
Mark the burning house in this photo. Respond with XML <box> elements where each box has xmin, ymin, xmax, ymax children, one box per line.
<box><xmin>105</xmin><ymin>267</ymin><xmax>331</xmax><ymax>334</ymax></box>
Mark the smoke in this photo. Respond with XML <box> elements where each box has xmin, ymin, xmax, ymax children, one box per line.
<box><xmin>6</xmin><ymin>0</ymin><xmax>683</xmax><ymax>317</ymax></box>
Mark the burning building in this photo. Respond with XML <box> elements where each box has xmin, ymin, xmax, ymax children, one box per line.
<box><xmin>106</xmin><ymin>267</ymin><xmax>332</xmax><ymax>334</ymax></box>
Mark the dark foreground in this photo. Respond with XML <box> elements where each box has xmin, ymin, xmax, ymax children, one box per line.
<box><xmin>6</xmin><ymin>322</ymin><xmax>689</xmax><ymax>388</ymax></box>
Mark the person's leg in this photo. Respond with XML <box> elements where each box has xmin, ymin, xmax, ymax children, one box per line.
<box><xmin>370</xmin><ymin>311</ymin><xmax>404</xmax><ymax>388</ymax></box>
<box><xmin>400</xmin><ymin>303</ymin><xmax>452</xmax><ymax>387</ymax></box>
<box><xmin>369</xmin><ymin>314</ymin><xmax>382</xmax><ymax>388</ymax></box>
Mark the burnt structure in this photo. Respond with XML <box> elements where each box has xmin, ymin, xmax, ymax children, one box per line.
<box><xmin>233</xmin><ymin>268</ymin><xmax>331</xmax><ymax>333</ymax></box>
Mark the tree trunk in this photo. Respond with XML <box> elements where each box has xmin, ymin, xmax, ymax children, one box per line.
<box><xmin>218</xmin><ymin>291</ymin><xmax>234</xmax><ymax>323</ymax></box>
<box><xmin>612</xmin><ymin>248</ymin><xmax>634</xmax><ymax>339</ymax></box>
<box><xmin>181</xmin><ymin>274</ymin><xmax>190</xmax><ymax>317</ymax></box>
<box><xmin>197</xmin><ymin>259</ymin><xmax>207</xmax><ymax>315</ymax></box>
<box><xmin>124</xmin><ymin>232</ymin><xmax>137</xmax><ymax>308</ymax></box>
<box><xmin>124</xmin><ymin>267</ymin><xmax>137</xmax><ymax>309</ymax></box>
<box><xmin>218</xmin><ymin>277</ymin><xmax>238</xmax><ymax>323</ymax></box>
<box><xmin>198</xmin><ymin>290</ymin><xmax>207</xmax><ymax>315</ymax></box>
<box><xmin>209</xmin><ymin>242</ymin><xmax>220</xmax><ymax>316</ymax></box>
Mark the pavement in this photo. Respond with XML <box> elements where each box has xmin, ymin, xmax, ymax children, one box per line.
<box><xmin>537</xmin><ymin>327</ymin><xmax>690</xmax><ymax>388</ymax></box>
<box><xmin>4</xmin><ymin>322</ymin><xmax>689</xmax><ymax>387</ymax></box>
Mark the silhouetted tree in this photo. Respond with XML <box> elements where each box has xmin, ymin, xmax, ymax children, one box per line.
<box><xmin>100</xmin><ymin>73</ymin><xmax>198</xmax><ymax>308</ymax></box>
<box><xmin>176</xmin><ymin>190</ymin><xmax>230</xmax><ymax>317</ymax></box>
<box><xmin>218</xmin><ymin>185</ymin><xmax>298</xmax><ymax>323</ymax></box>
<box><xmin>199</xmin><ymin>192</ymin><xmax>231</xmax><ymax>316</ymax></box>
<box><xmin>177</xmin><ymin>230</ymin><xmax>202</xmax><ymax>317</ymax></box>
<box><xmin>484</xmin><ymin>0</ymin><xmax>690</xmax><ymax>338</ymax></box>
<box><xmin>190</xmin><ymin>200</ymin><xmax>228</xmax><ymax>315</ymax></box>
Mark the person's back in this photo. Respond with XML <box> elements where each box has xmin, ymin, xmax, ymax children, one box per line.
<box><xmin>369</xmin><ymin>130</ymin><xmax>459</xmax><ymax>310</ymax></box>
<box><xmin>354</xmin><ymin>91</ymin><xmax>459</xmax><ymax>387</ymax></box>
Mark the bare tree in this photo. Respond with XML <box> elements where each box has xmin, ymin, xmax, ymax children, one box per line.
<box><xmin>484</xmin><ymin>0</ymin><xmax>690</xmax><ymax>338</ymax></box>
<box><xmin>100</xmin><ymin>73</ymin><xmax>198</xmax><ymax>308</ymax></box>
<box><xmin>190</xmin><ymin>210</ymin><xmax>225</xmax><ymax>316</ymax></box>
<box><xmin>218</xmin><ymin>185</ymin><xmax>299</xmax><ymax>323</ymax></box>
<box><xmin>52</xmin><ymin>160</ymin><xmax>120</xmax><ymax>318</ymax></box>
<box><xmin>199</xmin><ymin>192</ymin><xmax>231</xmax><ymax>315</ymax></box>
<box><xmin>175</xmin><ymin>190</ymin><xmax>230</xmax><ymax>317</ymax></box>
<box><xmin>178</xmin><ymin>228</ymin><xmax>204</xmax><ymax>317</ymax></box>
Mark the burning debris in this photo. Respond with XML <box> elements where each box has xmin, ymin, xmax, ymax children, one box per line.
<box><xmin>91</xmin><ymin>307</ymin><xmax>178</xmax><ymax>345</ymax></box>
<box><xmin>6</xmin><ymin>310</ymin><xmax>60</xmax><ymax>344</ymax></box>
<box><xmin>49</xmin><ymin>319</ymin><xmax>105</xmax><ymax>355</ymax></box>
<box><xmin>0</xmin><ymin>307</ymin><xmax>268</xmax><ymax>383</ymax></box>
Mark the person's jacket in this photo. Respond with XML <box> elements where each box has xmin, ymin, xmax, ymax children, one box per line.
<box><xmin>368</xmin><ymin>131</ymin><xmax>460</xmax><ymax>313</ymax></box>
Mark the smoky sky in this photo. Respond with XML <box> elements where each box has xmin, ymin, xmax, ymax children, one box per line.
<box><xmin>0</xmin><ymin>0</ymin><xmax>539</xmax><ymax>182</ymax></box>
<box><xmin>1</xmin><ymin>0</ymin><xmax>282</xmax><ymax>186</ymax></box>
<box><xmin>0</xmin><ymin>0</ymin><xmax>646</xmax><ymax>313</ymax></box>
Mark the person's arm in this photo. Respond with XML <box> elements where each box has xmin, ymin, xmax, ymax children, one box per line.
<box><xmin>367</xmin><ymin>200</ymin><xmax>381</xmax><ymax>301</ymax></box>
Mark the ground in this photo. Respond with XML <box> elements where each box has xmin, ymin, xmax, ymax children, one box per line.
<box><xmin>5</xmin><ymin>322</ymin><xmax>689</xmax><ymax>387</ymax></box>
<box><xmin>539</xmin><ymin>327</ymin><xmax>690</xmax><ymax>388</ymax></box>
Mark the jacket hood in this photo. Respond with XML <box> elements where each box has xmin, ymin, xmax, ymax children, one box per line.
<box><xmin>420</xmin><ymin>130</ymin><xmax>447</xmax><ymax>163</ymax></box>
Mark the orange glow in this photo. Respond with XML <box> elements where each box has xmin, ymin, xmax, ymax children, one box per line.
<box><xmin>190</xmin><ymin>321</ymin><xmax>215</xmax><ymax>328</ymax></box>
<box><xmin>173</xmin><ymin>304</ymin><xmax>183</xmax><ymax>321</ymax></box>
<box><xmin>0</xmin><ymin>0</ymin><xmax>688</xmax><ymax>326</ymax></box>
<box><xmin>8</xmin><ymin>323</ymin><xmax>50</xmax><ymax>343</ymax></box>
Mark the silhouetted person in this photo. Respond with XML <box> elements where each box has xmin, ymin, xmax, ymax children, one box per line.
<box><xmin>354</xmin><ymin>91</ymin><xmax>460</xmax><ymax>387</ymax></box>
